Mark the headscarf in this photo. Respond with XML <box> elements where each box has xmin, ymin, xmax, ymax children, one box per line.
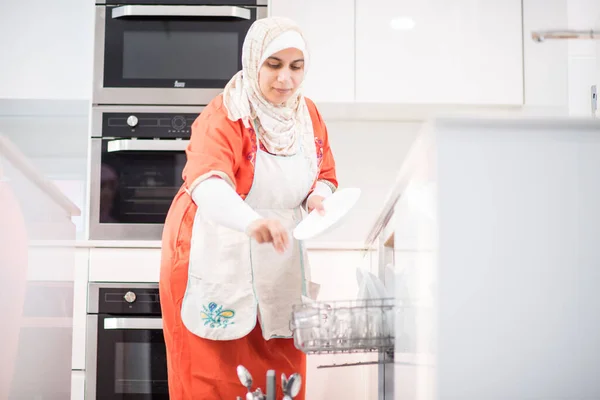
<box><xmin>222</xmin><ymin>16</ymin><xmax>315</xmax><ymax>164</ymax></box>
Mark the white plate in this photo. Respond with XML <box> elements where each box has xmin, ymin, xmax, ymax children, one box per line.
<box><xmin>293</xmin><ymin>188</ymin><xmax>362</xmax><ymax>241</ymax></box>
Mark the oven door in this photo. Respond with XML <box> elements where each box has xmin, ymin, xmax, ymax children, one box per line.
<box><xmin>93</xmin><ymin>2</ymin><xmax>267</xmax><ymax>105</ymax></box>
<box><xmin>86</xmin><ymin>315</ymin><xmax>168</xmax><ymax>399</ymax></box>
<box><xmin>88</xmin><ymin>137</ymin><xmax>187</xmax><ymax>240</ymax></box>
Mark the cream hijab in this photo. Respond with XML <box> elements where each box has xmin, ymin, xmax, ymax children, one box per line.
<box><xmin>222</xmin><ymin>17</ymin><xmax>315</xmax><ymax>165</ymax></box>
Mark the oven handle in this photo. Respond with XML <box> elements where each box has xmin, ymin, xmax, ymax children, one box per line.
<box><xmin>107</xmin><ymin>139</ymin><xmax>190</xmax><ymax>152</ymax></box>
<box><xmin>104</xmin><ymin>317</ymin><xmax>163</xmax><ymax>330</ymax></box>
<box><xmin>112</xmin><ymin>5</ymin><xmax>252</xmax><ymax>20</ymax></box>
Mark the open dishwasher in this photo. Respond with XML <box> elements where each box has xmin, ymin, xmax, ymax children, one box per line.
<box><xmin>286</xmin><ymin>135</ymin><xmax>434</xmax><ymax>399</ymax></box>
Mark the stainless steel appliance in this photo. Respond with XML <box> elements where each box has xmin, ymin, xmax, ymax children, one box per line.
<box><xmin>93</xmin><ymin>0</ymin><xmax>268</xmax><ymax>106</ymax></box>
<box><xmin>86</xmin><ymin>283</ymin><xmax>167</xmax><ymax>399</ymax></box>
<box><xmin>88</xmin><ymin>105</ymin><xmax>203</xmax><ymax>240</ymax></box>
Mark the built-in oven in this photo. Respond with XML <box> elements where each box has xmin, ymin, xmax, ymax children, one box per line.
<box><xmin>87</xmin><ymin>105</ymin><xmax>203</xmax><ymax>240</ymax></box>
<box><xmin>93</xmin><ymin>0</ymin><xmax>268</xmax><ymax>106</ymax></box>
<box><xmin>86</xmin><ymin>283</ymin><xmax>167</xmax><ymax>399</ymax></box>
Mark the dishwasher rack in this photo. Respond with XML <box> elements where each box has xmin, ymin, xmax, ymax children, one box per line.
<box><xmin>290</xmin><ymin>298</ymin><xmax>395</xmax><ymax>367</ymax></box>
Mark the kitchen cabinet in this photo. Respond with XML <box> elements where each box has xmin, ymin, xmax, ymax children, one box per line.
<box><xmin>355</xmin><ymin>0</ymin><xmax>524</xmax><ymax>105</ymax></box>
<box><xmin>70</xmin><ymin>371</ymin><xmax>85</xmax><ymax>400</ymax></box>
<box><xmin>270</xmin><ymin>0</ymin><xmax>355</xmax><ymax>103</ymax></box>
<box><xmin>88</xmin><ymin>246</ymin><xmax>162</xmax><ymax>282</ymax></box>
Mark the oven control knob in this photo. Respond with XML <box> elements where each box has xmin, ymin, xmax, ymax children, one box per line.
<box><xmin>127</xmin><ymin>115</ymin><xmax>139</xmax><ymax>128</ymax></box>
<box><xmin>124</xmin><ymin>291</ymin><xmax>137</xmax><ymax>303</ymax></box>
<box><xmin>171</xmin><ymin>116</ymin><xmax>186</xmax><ymax>130</ymax></box>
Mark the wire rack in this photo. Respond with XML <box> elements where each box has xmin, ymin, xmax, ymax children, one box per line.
<box><xmin>290</xmin><ymin>298</ymin><xmax>395</xmax><ymax>356</ymax></box>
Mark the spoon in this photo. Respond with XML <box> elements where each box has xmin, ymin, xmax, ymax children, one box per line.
<box><xmin>285</xmin><ymin>373</ymin><xmax>302</xmax><ymax>398</ymax></box>
<box><xmin>236</xmin><ymin>365</ymin><xmax>253</xmax><ymax>397</ymax></box>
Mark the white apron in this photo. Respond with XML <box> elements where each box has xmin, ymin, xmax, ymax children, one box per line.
<box><xmin>181</xmin><ymin>123</ymin><xmax>318</xmax><ymax>341</ymax></box>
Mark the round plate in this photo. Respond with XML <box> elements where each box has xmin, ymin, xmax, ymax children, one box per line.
<box><xmin>293</xmin><ymin>188</ymin><xmax>361</xmax><ymax>241</ymax></box>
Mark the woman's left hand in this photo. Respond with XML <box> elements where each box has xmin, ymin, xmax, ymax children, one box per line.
<box><xmin>307</xmin><ymin>195</ymin><xmax>326</xmax><ymax>215</ymax></box>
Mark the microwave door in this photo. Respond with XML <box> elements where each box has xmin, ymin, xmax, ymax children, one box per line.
<box><xmin>93</xmin><ymin>5</ymin><xmax>263</xmax><ymax>105</ymax></box>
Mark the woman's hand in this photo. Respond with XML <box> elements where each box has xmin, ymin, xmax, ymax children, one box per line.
<box><xmin>246</xmin><ymin>219</ymin><xmax>289</xmax><ymax>253</ymax></box>
<box><xmin>306</xmin><ymin>195</ymin><xmax>326</xmax><ymax>216</ymax></box>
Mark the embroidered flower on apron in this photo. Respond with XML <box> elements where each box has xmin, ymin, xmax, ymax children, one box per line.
<box><xmin>201</xmin><ymin>302</ymin><xmax>236</xmax><ymax>328</ymax></box>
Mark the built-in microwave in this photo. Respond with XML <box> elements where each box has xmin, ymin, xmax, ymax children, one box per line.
<box><xmin>93</xmin><ymin>0</ymin><xmax>268</xmax><ymax>106</ymax></box>
<box><xmin>87</xmin><ymin>105</ymin><xmax>203</xmax><ymax>241</ymax></box>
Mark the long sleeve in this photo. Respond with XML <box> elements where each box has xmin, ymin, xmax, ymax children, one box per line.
<box><xmin>191</xmin><ymin>177</ymin><xmax>262</xmax><ymax>234</ymax></box>
<box><xmin>307</xmin><ymin>180</ymin><xmax>333</xmax><ymax>199</ymax></box>
<box><xmin>183</xmin><ymin>104</ymin><xmax>245</xmax><ymax>193</ymax></box>
<box><xmin>305</xmin><ymin>98</ymin><xmax>338</xmax><ymax>191</ymax></box>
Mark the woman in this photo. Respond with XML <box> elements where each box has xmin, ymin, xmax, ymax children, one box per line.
<box><xmin>160</xmin><ymin>16</ymin><xmax>337</xmax><ymax>400</ymax></box>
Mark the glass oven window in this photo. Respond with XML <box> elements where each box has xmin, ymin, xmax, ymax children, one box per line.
<box><xmin>100</xmin><ymin>146</ymin><xmax>186</xmax><ymax>224</ymax></box>
<box><xmin>96</xmin><ymin>316</ymin><xmax>169</xmax><ymax>399</ymax></box>
<box><xmin>114</xmin><ymin>342</ymin><xmax>169</xmax><ymax>394</ymax></box>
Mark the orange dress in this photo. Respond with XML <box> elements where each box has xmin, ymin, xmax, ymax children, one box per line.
<box><xmin>159</xmin><ymin>94</ymin><xmax>337</xmax><ymax>400</ymax></box>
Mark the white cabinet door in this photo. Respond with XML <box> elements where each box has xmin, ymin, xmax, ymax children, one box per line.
<box><xmin>88</xmin><ymin>247</ymin><xmax>162</xmax><ymax>282</ymax></box>
<box><xmin>356</xmin><ymin>0</ymin><xmax>524</xmax><ymax>105</ymax></box>
<box><xmin>70</xmin><ymin>371</ymin><xmax>85</xmax><ymax>400</ymax></box>
<box><xmin>270</xmin><ymin>0</ymin><xmax>355</xmax><ymax>103</ymax></box>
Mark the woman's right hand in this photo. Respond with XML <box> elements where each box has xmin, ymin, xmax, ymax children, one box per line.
<box><xmin>246</xmin><ymin>219</ymin><xmax>289</xmax><ymax>253</ymax></box>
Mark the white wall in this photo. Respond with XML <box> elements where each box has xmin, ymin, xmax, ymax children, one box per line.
<box><xmin>0</xmin><ymin>0</ymin><xmax>95</xmax><ymax>100</ymax></box>
<box><xmin>308</xmin><ymin>119</ymin><xmax>421</xmax><ymax>245</ymax></box>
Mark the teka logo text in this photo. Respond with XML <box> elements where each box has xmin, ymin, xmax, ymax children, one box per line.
<box><xmin>174</xmin><ymin>80</ymin><xmax>186</xmax><ymax>88</ymax></box>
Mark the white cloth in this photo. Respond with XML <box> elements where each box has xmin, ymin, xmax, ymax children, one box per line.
<box><xmin>181</xmin><ymin>120</ymin><xmax>319</xmax><ymax>341</ymax></box>
<box><xmin>259</xmin><ymin>30</ymin><xmax>307</xmax><ymax>70</ymax></box>
<box><xmin>191</xmin><ymin>177</ymin><xmax>261</xmax><ymax>234</ymax></box>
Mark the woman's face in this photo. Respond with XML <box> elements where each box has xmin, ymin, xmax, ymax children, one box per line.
<box><xmin>258</xmin><ymin>47</ymin><xmax>305</xmax><ymax>105</ymax></box>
